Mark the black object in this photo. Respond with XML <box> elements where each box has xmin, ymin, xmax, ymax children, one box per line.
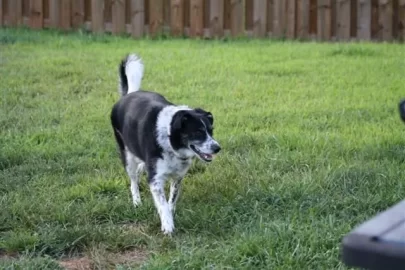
<box><xmin>342</xmin><ymin>200</ymin><xmax>405</xmax><ymax>270</ymax></box>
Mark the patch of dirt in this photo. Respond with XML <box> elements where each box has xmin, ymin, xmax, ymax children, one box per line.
<box><xmin>59</xmin><ymin>257</ymin><xmax>93</xmax><ymax>270</ymax></box>
<box><xmin>59</xmin><ymin>249</ymin><xmax>149</xmax><ymax>270</ymax></box>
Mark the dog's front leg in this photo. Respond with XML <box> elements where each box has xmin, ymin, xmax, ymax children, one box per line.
<box><xmin>149</xmin><ymin>175</ymin><xmax>174</xmax><ymax>235</ymax></box>
<box><xmin>168</xmin><ymin>177</ymin><xmax>183</xmax><ymax>214</ymax></box>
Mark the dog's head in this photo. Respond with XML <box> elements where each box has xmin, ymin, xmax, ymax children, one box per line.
<box><xmin>170</xmin><ymin>108</ymin><xmax>221</xmax><ymax>162</ymax></box>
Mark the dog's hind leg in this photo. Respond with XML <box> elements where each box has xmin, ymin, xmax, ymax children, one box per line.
<box><xmin>125</xmin><ymin>150</ymin><xmax>143</xmax><ymax>207</ymax></box>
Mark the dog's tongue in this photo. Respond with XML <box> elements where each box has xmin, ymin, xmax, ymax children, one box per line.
<box><xmin>203</xmin><ymin>153</ymin><xmax>213</xmax><ymax>159</ymax></box>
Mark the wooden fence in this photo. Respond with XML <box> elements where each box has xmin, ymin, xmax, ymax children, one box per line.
<box><xmin>0</xmin><ymin>0</ymin><xmax>404</xmax><ymax>41</ymax></box>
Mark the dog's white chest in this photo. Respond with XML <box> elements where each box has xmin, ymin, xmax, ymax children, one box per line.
<box><xmin>156</xmin><ymin>152</ymin><xmax>192</xmax><ymax>178</ymax></box>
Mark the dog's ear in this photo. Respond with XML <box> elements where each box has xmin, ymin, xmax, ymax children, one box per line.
<box><xmin>171</xmin><ymin>110</ymin><xmax>191</xmax><ymax>132</ymax></box>
<box><xmin>195</xmin><ymin>108</ymin><xmax>214</xmax><ymax>125</ymax></box>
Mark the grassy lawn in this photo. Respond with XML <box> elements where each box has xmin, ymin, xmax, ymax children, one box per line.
<box><xmin>1</xmin><ymin>27</ymin><xmax>405</xmax><ymax>269</ymax></box>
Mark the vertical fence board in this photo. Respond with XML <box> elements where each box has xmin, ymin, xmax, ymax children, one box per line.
<box><xmin>336</xmin><ymin>0</ymin><xmax>351</xmax><ymax>40</ymax></box>
<box><xmin>29</xmin><ymin>0</ymin><xmax>43</xmax><ymax>29</ymax></box>
<box><xmin>298</xmin><ymin>0</ymin><xmax>310</xmax><ymax>39</ymax></box>
<box><xmin>49</xmin><ymin>0</ymin><xmax>60</xmax><ymax>27</ymax></box>
<box><xmin>400</xmin><ymin>0</ymin><xmax>405</xmax><ymax>40</ymax></box>
<box><xmin>317</xmin><ymin>0</ymin><xmax>331</xmax><ymax>40</ymax></box>
<box><xmin>245</xmin><ymin>0</ymin><xmax>253</xmax><ymax>31</ymax></box>
<box><xmin>286</xmin><ymin>0</ymin><xmax>296</xmax><ymax>38</ymax></box>
<box><xmin>209</xmin><ymin>0</ymin><xmax>224</xmax><ymax>37</ymax></box>
<box><xmin>131</xmin><ymin>0</ymin><xmax>144</xmax><ymax>37</ymax></box>
<box><xmin>379</xmin><ymin>0</ymin><xmax>393</xmax><ymax>41</ymax></box>
<box><xmin>8</xmin><ymin>0</ymin><xmax>23</xmax><ymax>26</ymax></box>
<box><xmin>163</xmin><ymin>0</ymin><xmax>170</xmax><ymax>30</ymax></box>
<box><xmin>104</xmin><ymin>0</ymin><xmax>112</xmax><ymax>22</ymax></box>
<box><xmin>112</xmin><ymin>0</ymin><xmax>126</xmax><ymax>34</ymax></box>
<box><xmin>357</xmin><ymin>0</ymin><xmax>371</xmax><ymax>40</ymax></box>
<box><xmin>266</xmin><ymin>0</ymin><xmax>273</xmax><ymax>35</ymax></box>
<box><xmin>0</xmin><ymin>0</ymin><xmax>3</xmax><ymax>26</ymax></box>
<box><xmin>170</xmin><ymin>0</ymin><xmax>183</xmax><ymax>36</ymax></box>
<box><xmin>150</xmin><ymin>0</ymin><xmax>164</xmax><ymax>36</ymax></box>
<box><xmin>253</xmin><ymin>0</ymin><xmax>267</xmax><ymax>37</ymax></box>
<box><xmin>72</xmin><ymin>0</ymin><xmax>85</xmax><ymax>28</ymax></box>
<box><xmin>273</xmin><ymin>0</ymin><xmax>285</xmax><ymax>37</ymax></box>
<box><xmin>60</xmin><ymin>0</ymin><xmax>71</xmax><ymax>29</ymax></box>
<box><xmin>230</xmin><ymin>0</ymin><xmax>244</xmax><ymax>36</ymax></box>
<box><xmin>190</xmin><ymin>0</ymin><xmax>203</xmax><ymax>37</ymax></box>
<box><xmin>91</xmin><ymin>0</ymin><xmax>104</xmax><ymax>33</ymax></box>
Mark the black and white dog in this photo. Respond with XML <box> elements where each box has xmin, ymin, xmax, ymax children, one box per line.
<box><xmin>110</xmin><ymin>54</ymin><xmax>221</xmax><ymax>235</ymax></box>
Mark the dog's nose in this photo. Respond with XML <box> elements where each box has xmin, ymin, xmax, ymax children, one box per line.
<box><xmin>211</xmin><ymin>144</ymin><xmax>221</xmax><ymax>154</ymax></box>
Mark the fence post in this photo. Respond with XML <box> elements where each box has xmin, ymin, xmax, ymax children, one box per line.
<box><xmin>253</xmin><ymin>0</ymin><xmax>267</xmax><ymax>37</ymax></box>
<box><xmin>190</xmin><ymin>0</ymin><xmax>203</xmax><ymax>37</ymax></box>
<box><xmin>29</xmin><ymin>0</ymin><xmax>43</xmax><ymax>29</ymax></box>
<box><xmin>230</xmin><ymin>0</ymin><xmax>244</xmax><ymax>37</ymax></box>
<box><xmin>8</xmin><ymin>0</ymin><xmax>23</xmax><ymax>26</ymax></box>
<box><xmin>60</xmin><ymin>0</ymin><xmax>71</xmax><ymax>30</ymax></box>
<box><xmin>170</xmin><ymin>0</ymin><xmax>183</xmax><ymax>36</ymax></box>
<box><xmin>71</xmin><ymin>0</ymin><xmax>85</xmax><ymax>28</ymax></box>
<box><xmin>92</xmin><ymin>0</ymin><xmax>104</xmax><ymax>33</ymax></box>
<box><xmin>357</xmin><ymin>0</ymin><xmax>371</xmax><ymax>40</ymax></box>
<box><xmin>297</xmin><ymin>0</ymin><xmax>309</xmax><ymax>39</ymax></box>
<box><xmin>379</xmin><ymin>0</ymin><xmax>393</xmax><ymax>41</ymax></box>
<box><xmin>317</xmin><ymin>0</ymin><xmax>331</xmax><ymax>41</ymax></box>
<box><xmin>49</xmin><ymin>0</ymin><xmax>60</xmax><ymax>28</ymax></box>
<box><xmin>400</xmin><ymin>0</ymin><xmax>405</xmax><ymax>41</ymax></box>
<box><xmin>273</xmin><ymin>0</ymin><xmax>286</xmax><ymax>38</ymax></box>
<box><xmin>336</xmin><ymin>0</ymin><xmax>351</xmax><ymax>40</ymax></box>
<box><xmin>0</xmin><ymin>0</ymin><xmax>3</xmax><ymax>26</ymax></box>
<box><xmin>131</xmin><ymin>0</ymin><xmax>144</xmax><ymax>37</ymax></box>
<box><xmin>210</xmin><ymin>0</ymin><xmax>224</xmax><ymax>38</ymax></box>
<box><xmin>286</xmin><ymin>0</ymin><xmax>296</xmax><ymax>39</ymax></box>
<box><xmin>150</xmin><ymin>0</ymin><xmax>164</xmax><ymax>36</ymax></box>
<box><xmin>112</xmin><ymin>0</ymin><xmax>126</xmax><ymax>34</ymax></box>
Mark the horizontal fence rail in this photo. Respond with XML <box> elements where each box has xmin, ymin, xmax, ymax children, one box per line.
<box><xmin>0</xmin><ymin>0</ymin><xmax>404</xmax><ymax>41</ymax></box>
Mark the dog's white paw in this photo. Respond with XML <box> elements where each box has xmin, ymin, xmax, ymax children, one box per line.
<box><xmin>133</xmin><ymin>200</ymin><xmax>142</xmax><ymax>208</ymax></box>
<box><xmin>161</xmin><ymin>218</ymin><xmax>175</xmax><ymax>235</ymax></box>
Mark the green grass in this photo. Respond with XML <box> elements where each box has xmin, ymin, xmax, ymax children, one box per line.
<box><xmin>1</xmin><ymin>27</ymin><xmax>405</xmax><ymax>269</ymax></box>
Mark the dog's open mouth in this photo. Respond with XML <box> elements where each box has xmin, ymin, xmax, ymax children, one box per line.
<box><xmin>190</xmin><ymin>145</ymin><xmax>213</xmax><ymax>162</ymax></box>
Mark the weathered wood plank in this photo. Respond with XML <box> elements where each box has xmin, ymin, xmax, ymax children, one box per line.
<box><xmin>149</xmin><ymin>0</ymin><xmax>164</xmax><ymax>36</ymax></box>
<box><xmin>336</xmin><ymin>0</ymin><xmax>351</xmax><ymax>40</ymax></box>
<box><xmin>379</xmin><ymin>0</ymin><xmax>393</xmax><ymax>41</ymax></box>
<box><xmin>49</xmin><ymin>0</ymin><xmax>59</xmax><ymax>27</ymax></box>
<box><xmin>29</xmin><ymin>0</ymin><xmax>43</xmax><ymax>29</ymax></box>
<box><xmin>399</xmin><ymin>0</ymin><xmax>405</xmax><ymax>40</ymax></box>
<box><xmin>273</xmin><ymin>0</ymin><xmax>286</xmax><ymax>37</ymax></box>
<box><xmin>190</xmin><ymin>0</ymin><xmax>203</xmax><ymax>37</ymax></box>
<box><xmin>317</xmin><ymin>0</ymin><xmax>331</xmax><ymax>40</ymax></box>
<box><xmin>297</xmin><ymin>0</ymin><xmax>310</xmax><ymax>39</ymax></box>
<box><xmin>286</xmin><ymin>0</ymin><xmax>296</xmax><ymax>39</ymax></box>
<box><xmin>131</xmin><ymin>0</ymin><xmax>144</xmax><ymax>37</ymax></box>
<box><xmin>230</xmin><ymin>0</ymin><xmax>244</xmax><ymax>37</ymax></box>
<box><xmin>8</xmin><ymin>0</ymin><xmax>23</xmax><ymax>26</ymax></box>
<box><xmin>91</xmin><ymin>0</ymin><xmax>104</xmax><ymax>33</ymax></box>
<box><xmin>170</xmin><ymin>0</ymin><xmax>183</xmax><ymax>36</ymax></box>
<box><xmin>266</xmin><ymin>0</ymin><xmax>273</xmax><ymax>36</ymax></box>
<box><xmin>253</xmin><ymin>0</ymin><xmax>266</xmax><ymax>37</ymax></box>
<box><xmin>357</xmin><ymin>0</ymin><xmax>372</xmax><ymax>40</ymax></box>
<box><xmin>112</xmin><ymin>0</ymin><xmax>126</xmax><ymax>34</ymax></box>
<box><xmin>210</xmin><ymin>0</ymin><xmax>224</xmax><ymax>37</ymax></box>
<box><xmin>0</xmin><ymin>0</ymin><xmax>3</xmax><ymax>26</ymax></box>
<box><xmin>60</xmin><ymin>0</ymin><xmax>71</xmax><ymax>30</ymax></box>
<box><xmin>71</xmin><ymin>0</ymin><xmax>85</xmax><ymax>28</ymax></box>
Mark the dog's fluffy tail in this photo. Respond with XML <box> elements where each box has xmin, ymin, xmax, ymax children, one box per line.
<box><xmin>118</xmin><ymin>54</ymin><xmax>144</xmax><ymax>96</ymax></box>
